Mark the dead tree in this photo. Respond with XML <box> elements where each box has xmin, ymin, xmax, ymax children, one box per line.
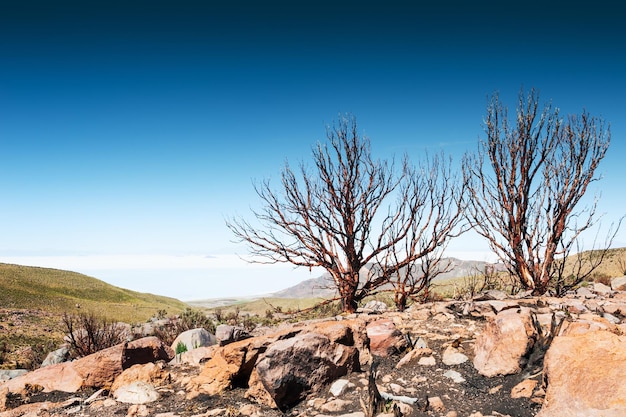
<box><xmin>227</xmin><ymin>115</ymin><xmax>464</xmax><ymax>312</ymax></box>
<box><xmin>378</xmin><ymin>154</ymin><xmax>466</xmax><ymax>310</ymax></box>
<box><xmin>463</xmin><ymin>89</ymin><xmax>617</xmax><ymax>295</ymax></box>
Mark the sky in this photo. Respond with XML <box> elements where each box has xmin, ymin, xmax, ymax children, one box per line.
<box><xmin>1</xmin><ymin>1</ymin><xmax>625</xmax><ymax>301</ymax></box>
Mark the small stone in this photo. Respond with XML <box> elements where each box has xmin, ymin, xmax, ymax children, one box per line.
<box><xmin>114</xmin><ymin>381</ymin><xmax>160</xmax><ymax>404</ymax></box>
<box><xmin>320</xmin><ymin>399</ymin><xmax>352</xmax><ymax>413</ymax></box>
<box><xmin>446</xmin><ymin>412</ymin><xmax>458</xmax><ymax>417</ymax></box>
<box><xmin>389</xmin><ymin>383</ymin><xmax>403</xmax><ymax>394</ymax></box>
<box><xmin>443</xmin><ymin>370</ymin><xmax>465</xmax><ymax>383</ymax></box>
<box><xmin>428</xmin><ymin>396</ymin><xmax>445</xmax><ymax>412</ymax></box>
<box><xmin>489</xmin><ymin>384</ymin><xmax>503</xmax><ymax>394</ymax></box>
<box><xmin>126</xmin><ymin>404</ymin><xmax>149</xmax><ymax>417</ymax></box>
<box><xmin>510</xmin><ymin>379</ymin><xmax>538</xmax><ymax>398</ymax></box>
<box><xmin>441</xmin><ymin>346</ymin><xmax>469</xmax><ymax>365</ymax></box>
<box><xmin>418</xmin><ymin>356</ymin><xmax>436</xmax><ymax>366</ymax></box>
<box><xmin>329</xmin><ymin>379</ymin><xmax>353</xmax><ymax>397</ymax></box>
<box><xmin>239</xmin><ymin>404</ymin><xmax>262</xmax><ymax>416</ymax></box>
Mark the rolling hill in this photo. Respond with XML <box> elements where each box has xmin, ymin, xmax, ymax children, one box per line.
<box><xmin>0</xmin><ymin>263</ymin><xmax>188</xmax><ymax>323</ymax></box>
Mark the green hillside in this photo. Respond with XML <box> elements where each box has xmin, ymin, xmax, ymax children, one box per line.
<box><xmin>0</xmin><ymin>263</ymin><xmax>188</xmax><ymax>323</ymax></box>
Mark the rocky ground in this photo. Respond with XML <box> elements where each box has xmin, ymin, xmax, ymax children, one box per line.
<box><xmin>2</xmin><ymin>280</ymin><xmax>626</xmax><ymax>417</ymax></box>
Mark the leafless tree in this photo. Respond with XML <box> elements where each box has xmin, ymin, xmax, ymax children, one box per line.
<box><xmin>463</xmin><ymin>89</ymin><xmax>617</xmax><ymax>295</ymax></box>
<box><xmin>376</xmin><ymin>154</ymin><xmax>466</xmax><ymax>310</ymax></box>
<box><xmin>227</xmin><ymin>115</ymin><xmax>465</xmax><ymax>312</ymax></box>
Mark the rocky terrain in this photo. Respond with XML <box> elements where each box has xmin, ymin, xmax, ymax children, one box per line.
<box><xmin>2</xmin><ymin>277</ymin><xmax>626</xmax><ymax>417</ymax></box>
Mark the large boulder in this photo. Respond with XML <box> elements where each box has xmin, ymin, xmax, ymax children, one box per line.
<box><xmin>187</xmin><ymin>329</ymin><xmax>291</xmax><ymax>397</ymax></box>
<box><xmin>473</xmin><ymin>308</ymin><xmax>536</xmax><ymax>377</ymax></box>
<box><xmin>537</xmin><ymin>330</ymin><xmax>626</xmax><ymax>417</ymax></box>
<box><xmin>251</xmin><ymin>332</ymin><xmax>359</xmax><ymax>410</ymax></box>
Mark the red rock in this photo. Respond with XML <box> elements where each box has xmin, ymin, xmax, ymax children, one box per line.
<box><xmin>366</xmin><ymin>318</ymin><xmax>408</xmax><ymax>357</ymax></box>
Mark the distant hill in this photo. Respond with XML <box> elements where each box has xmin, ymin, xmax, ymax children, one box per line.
<box><xmin>271</xmin><ymin>257</ymin><xmax>501</xmax><ymax>299</ymax></box>
<box><xmin>0</xmin><ymin>263</ymin><xmax>188</xmax><ymax>323</ymax></box>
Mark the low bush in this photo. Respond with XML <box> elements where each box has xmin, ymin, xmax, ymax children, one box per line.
<box><xmin>62</xmin><ymin>311</ymin><xmax>128</xmax><ymax>358</ymax></box>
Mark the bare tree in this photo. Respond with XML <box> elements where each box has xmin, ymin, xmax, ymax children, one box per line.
<box><xmin>463</xmin><ymin>89</ymin><xmax>616</xmax><ymax>295</ymax></box>
<box><xmin>377</xmin><ymin>154</ymin><xmax>466</xmax><ymax>310</ymax></box>
<box><xmin>227</xmin><ymin>115</ymin><xmax>465</xmax><ymax>312</ymax></box>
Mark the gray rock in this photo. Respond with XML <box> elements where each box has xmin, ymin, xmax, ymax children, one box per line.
<box><xmin>360</xmin><ymin>300</ymin><xmax>388</xmax><ymax>313</ymax></box>
<box><xmin>441</xmin><ymin>346</ymin><xmax>469</xmax><ymax>365</ymax></box>
<box><xmin>443</xmin><ymin>369</ymin><xmax>465</xmax><ymax>383</ymax></box>
<box><xmin>0</xmin><ymin>369</ymin><xmax>28</xmax><ymax>382</ymax></box>
<box><xmin>254</xmin><ymin>332</ymin><xmax>359</xmax><ymax>411</ymax></box>
<box><xmin>593</xmin><ymin>282</ymin><xmax>612</xmax><ymax>295</ymax></box>
<box><xmin>329</xmin><ymin>379</ymin><xmax>353</xmax><ymax>397</ymax></box>
<box><xmin>215</xmin><ymin>324</ymin><xmax>251</xmax><ymax>346</ymax></box>
<box><xmin>611</xmin><ymin>276</ymin><xmax>626</xmax><ymax>291</ymax></box>
<box><xmin>113</xmin><ymin>381</ymin><xmax>160</xmax><ymax>404</ymax></box>
<box><xmin>41</xmin><ymin>345</ymin><xmax>70</xmax><ymax>367</ymax></box>
<box><xmin>170</xmin><ymin>328</ymin><xmax>217</xmax><ymax>352</ymax></box>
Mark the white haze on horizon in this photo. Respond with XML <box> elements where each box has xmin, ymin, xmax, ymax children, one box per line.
<box><xmin>0</xmin><ymin>249</ymin><xmax>500</xmax><ymax>301</ymax></box>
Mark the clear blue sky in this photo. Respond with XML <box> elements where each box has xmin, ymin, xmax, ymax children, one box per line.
<box><xmin>1</xmin><ymin>1</ymin><xmax>625</xmax><ymax>300</ymax></box>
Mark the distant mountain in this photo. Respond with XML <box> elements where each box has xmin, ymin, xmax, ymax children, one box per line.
<box><xmin>271</xmin><ymin>258</ymin><xmax>503</xmax><ymax>299</ymax></box>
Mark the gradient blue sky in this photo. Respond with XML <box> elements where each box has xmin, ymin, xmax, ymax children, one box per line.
<box><xmin>1</xmin><ymin>1</ymin><xmax>625</xmax><ymax>300</ymax></box>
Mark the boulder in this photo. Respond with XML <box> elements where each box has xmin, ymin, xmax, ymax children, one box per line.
<box><xmin>123</xmin><ymin>336</ymin><xmax>175</xmax><ymax>368</ymax></box>
<box><xmin>473</xmin><ymin>308</ymin><xmax>536</xmax><ymax>377</ymax></box>
<box><xmin>252</xmin><ymin>332</ymin><xmax>359</xmax><ymax>410</ymax></box>
<box><xmin>215</xmin><ymin>325</ymin><xmax>250</xmax><ymax>346</ymax></box>
<box><xmin>176</xmin><ymin>345</ymin><xmax>218</xmax><ymax>365</ymax></box>
<box><xmin>307</xmin><ymin>319</ymin><xmax>370</xmax><ymax>366</ymax></box>
<box><xmin>111</xmin><ymin>362</ymin><xmax>169</xmax><ymax>392</ymax></box>
<box><xmin>537</xmin><ymin>330</ymin><xmax>626</xmax><ymax>416</ymax></box>
<box><xmin>611</xmin><ymin>276</ymin><xmax>626</xmax><ymax>291</ymax></box>
<box><xmin>366</xmin><ymin>319</ymin><xmax>408</xmax><ymax>357</ymax></box>
<box><xmin>171</xmin><ymin>328</ymin><xmax>217</xmax><ymax>353</ymax></box>
<box><xmin>188</xmin><ymin>329</ymin><xmax>291</xmax><ymax>397</ymax></box>
<box><xmin>0</xmin><ymin>370</ymin><xmax>28</xmax><ymax>383</ymax></box>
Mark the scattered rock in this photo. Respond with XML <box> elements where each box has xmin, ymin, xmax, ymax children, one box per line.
<box><xmin>611</xmin><ymin>276</ymin><xmax>626</xmax><ymax>291</ymax></box>
<box><xmin>428</xmin><ymin>396</ymin><xmax>446</xmax><ymax>412</ymax></box>
<box><xmin>443</xmin><ymin>370</ymin><xmax>465</xmax><ymax>383</ymax></box>
<box><xmin>396</xmin><ymin>348</ymin><xmax>433</xmax><ymax>368</ymax></box>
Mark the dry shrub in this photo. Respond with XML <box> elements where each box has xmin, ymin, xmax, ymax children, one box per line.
<box><xmin>153</xmin><ymin>308</ymin><xmax>215</xmax><ymax>346</ymax></box>
<box><xmin>62</xmin><ymin>312</ymin><xmax>128</xmax><ymax>358</ymax></box>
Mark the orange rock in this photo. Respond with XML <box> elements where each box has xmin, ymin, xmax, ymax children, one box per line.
<box><xmin>510</xmin><ymin>379</ymin><xmax>538</xmax><ymax>398</ymax></box>
<box><xmin>537</xmin><ymin>330</ymin><xmax>626</xmax><ymax>416</ymax></box>
<box><xmin>473</xmin><ymin>308</ymin><xmax>536</xmax><ymax>377</ymax></box>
